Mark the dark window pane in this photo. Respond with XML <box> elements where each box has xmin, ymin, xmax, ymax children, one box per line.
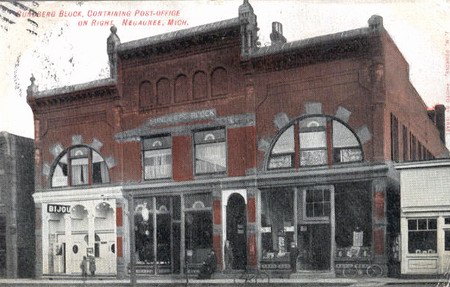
<box><xmin>324</xmin><ymin>203</ymin><xmax>330</xmax><ymax>216</ymax></box>
<box><xmin>418</xmin><ymin>219</ymin><xmax>427</xmax><ymax>230</ymax></box>
<box><xmin>95</xmin><ymin>243</ymin><xmax>100</xmax><ymax>258</ymax></box>
<box><xmin>185</xmin><ymin>211</ymin><xmax>212</xmax><ymax>264</ymax></box>
<box><xmin>324</xmin><ymin>190</ymin><xmax>330</xmax><ymax>201</ymax></box>
<box><xmin>408</xmin><ymin>220</ymin><xmax>417</xmax><ymax>230</ymax></box>
<box><xmin>306</xmin><ymin>203</ymin><xmax>313</xmax><ymax>217</ymax></box>
<box><xmin>428</xmin><ymin>219</ymin><xmax>437</xmax><ymax>230</ymax></box>
<box><xmin>314</xmin><ymin>203</ymin><xmax>323</xmax><ymax>217</ymax></box>
<box><xmin>408</xmin><ymin>230</ymin><xmax>436</xmax><ymax>253</ymax></box>
<box><xmin>446</xmin><ymin>231</ymin><xmax>450</xmax><ymax>251</ymax></box>
<box><xmin>306</xmin><ymin>191</ymin><xmax>313</xmax><ymax>203</ymax></box>
<box><xmin>172</xmin><ymin>196</ymin><xmax>181</xmax><ymax>221</ymax></box>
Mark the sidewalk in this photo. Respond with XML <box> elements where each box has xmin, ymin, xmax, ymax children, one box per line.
<box><xmin>0</xmin><ymin>276</ymin><xmax>445</xmax><ymax>286</ymax></box>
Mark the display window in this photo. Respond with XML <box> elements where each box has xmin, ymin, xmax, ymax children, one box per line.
<box><xmin>260</xmin><ymin>189</ymin><xmax>294</xmax><ymax>261</ymax></box>
<box><xmin>408</xmin><ymin>218</ymin><xmax>437</xmax><ymax>254</ymax></box>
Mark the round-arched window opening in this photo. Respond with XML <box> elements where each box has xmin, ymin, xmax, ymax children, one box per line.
<box><xmin>50</xmin><ymin>145</ymin><xmax>111</xmax><ymax>188</ymax></box>
<box><xmin>111</xmin><ymin>243</ymin><xmax>115</xmax><ymax>254</ymax></box>
<box><xmin>267</xmin><ymin>115</ymin><xmax>363</xmax><ymax>170</ymax></box>
<box><xmin>73</xmin><ymin>245</ymin><xmax>79</xmax><ymax>254</ymax></box>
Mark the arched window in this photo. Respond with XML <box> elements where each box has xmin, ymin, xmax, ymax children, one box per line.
<box><xmin>51</xmin><ymin>145</ymin><xmax>110</xmax><ymax>187</ymax></box>
<box><xmin>268</xmin><ymin>115</ymin><xmax>363</xmax><ymax>169</ymax></box>
<box><xmin>192</xmin><ymin>71</ymin><xmax>207</xmax><ymax>100</ymax></box>
<box><xmin>211</xmin><ymin>67</ymin><xmax>228</xmax><ymax>97</ymax></box>
<box><xmin>174</xmin><ymin>74</ymin><xmax>189</xmax><ymax>103</ymax></box>
<box><xmin>156</xmin><ymin>78</ymin><xmax>171</xmax><ymax>106</ymax></box>
<box><xmin>139</xmin><ymin>81</ymin><xmax>154</xmax><ymax>108</ymax></box>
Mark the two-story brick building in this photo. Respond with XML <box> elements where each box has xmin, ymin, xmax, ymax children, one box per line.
<box><xmin>0</xmin><ymin>132</ymin><xmax>35</xmax><ymax>278</ymax></box>
<box><xmin>27</xmin><ymin>0</ymin><xmax>448</xmax><ymax>278</ymax></box>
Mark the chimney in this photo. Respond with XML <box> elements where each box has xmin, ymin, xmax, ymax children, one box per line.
<box><xmin>435</xmin><ymin>104</ymin><xmax>446</xmax><ymax>145</ymax></box>
<box><xmin>270</xmin><ymin>22</ymin><xmax>287</xmax><ymax>46</ymax></box>
<box><xmin>107</xmin><ymin>25</ymin><xmax>121</xmax><ymax>78</ymax></box>
<box><xmin>368</xmin><ymin>15</ymin><xmax>383</xmax><ymax>30</ymax></box>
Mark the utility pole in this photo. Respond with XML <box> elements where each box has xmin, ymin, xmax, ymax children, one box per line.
<box><xmin>128</xmin><ymin>194</ymin><xmax>136</xmax><ymax>286</ymax></box>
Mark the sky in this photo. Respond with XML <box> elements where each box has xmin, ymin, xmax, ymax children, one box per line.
<box><xmin>1</xmin><ymin>0</ymin><xmax>449</xmax><ymax>145</ymax></box>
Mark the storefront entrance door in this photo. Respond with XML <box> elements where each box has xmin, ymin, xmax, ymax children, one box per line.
<box><xmin>298</xmin><ymin>224</ymin><xmax>330</xmax><ymax>270</ymax></box>
<box><xmin>135</xmin><ymin>196</ymin><xmax>181</xmax><ymax>274</ymax></box>
<box><xmin>226</xmin><ymin>194</ymin><xmax>247</xmax><ymax>269</ymax></box>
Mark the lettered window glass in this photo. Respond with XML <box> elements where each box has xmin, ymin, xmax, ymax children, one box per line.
<box><xmin>269</xmin><ymin>126</ymin><xmax>294</xmax><ymax>169</ymax></box>
<box><xmin>143</xmin><ymin>136</ymin><xmax>172</xmax><ymax>180</ymax></box>
<box><xmin>194</xmin><ymin>129</ymin><xmax>226</xmax><ymax>174</ymax></box>
<box><xmin>268</xmin><ymin>115</ymin><xmax>363</xmax><ymax>169</ymax></box>
<box><xmin>299</xmin><ymin>117</ymin><xmax>327</xmax><ymax>166</ymax></box>
<box><xmin>408</xmin><ymin>218</ymin><xmax>437</xmax><ymax>254</ymax></box>
<box><xmin>332</xmin><ymin>121</ymin><xmax>362</xmax><ymax>163</ymax></box>
<box><xmin>51</xmin><ymin>146</ymin><xmax>110</xmax><ymax>188</ymax></box>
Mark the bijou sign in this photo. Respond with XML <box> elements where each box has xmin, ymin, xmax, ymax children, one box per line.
<box><xmin>47</xmin><ymin>204</ymin><xmax>71</xmax><ymax>214</ymax></box>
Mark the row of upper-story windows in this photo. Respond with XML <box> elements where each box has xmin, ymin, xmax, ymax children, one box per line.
<box><xmin>49</xmin><ymin>115</ymin><xmax>364</xmax><ymax>187</ymax></box>
<box><xmin>50</xmin><ymin>128</ymin><xmax>227</xmax><ymax>187</ymax></box>
<box><xmin>139</xmin><ymin>67</ymin><xmax>229</xmax><ymax>109</ymax></box>
<box><xmin>391</xmin><ymin>113</ymin><xmax>433</xmax><ymax>162</ymax></box>
<box><xmin>142</xmin><ymin>128</ymin><xmax>226</xmax><ymax>180</ymax></box>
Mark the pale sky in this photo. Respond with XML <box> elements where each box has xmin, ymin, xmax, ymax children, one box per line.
<box><xmin>1</xmin><ymin>0</ymin><xmax>449</xmax><ymax>145</ymax></box>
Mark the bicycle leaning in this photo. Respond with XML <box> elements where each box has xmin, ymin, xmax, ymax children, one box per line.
<box><xmin>233</xmin><ymin>267</ymin><xmax>270</xmax><ymax>284</ymax></box>
<box><xmin>342</xmin><ymin>262</ymin><xmax>384</xmax><ymax>278</ymax></box>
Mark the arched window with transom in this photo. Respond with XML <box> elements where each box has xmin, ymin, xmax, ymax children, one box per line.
<box><xmin>51</xmin><ymin>145</ymin><xmax>110</xmax><ymax>187</ymax></box>
<box><xmin>268</xmin><ymin>115</ymin><xmax>363</xmax><ymax>170</ymax></box>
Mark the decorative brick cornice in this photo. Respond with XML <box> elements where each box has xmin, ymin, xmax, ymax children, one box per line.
<box><xmin>27</xmin><ymin>79</ymin><xmax>119</xmax><ymax>111</ymax></box>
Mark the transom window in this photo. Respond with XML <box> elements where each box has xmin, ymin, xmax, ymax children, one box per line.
<box><xmin>142</xmin><ymin>136</ymin><xmax>172</xmax><ymax>180</ymax></box>
<box><xmin>51</xmin><ymin>146</ymin><xmax>110</xmax><ymax>187</ymax></box>
<box><xmin>268</xmin><ymin>115</ymin><xmax>363</xmax><ymax>169</ymax></box>
<box><xmin>194</xmin><ymin>129</ymin><xmax>226</xmax><ymax>174</ymax></box>
<box><xmin>304</xmin><ymin>188</ymin><xmax>331</xmax><ymax>219</ymax></box>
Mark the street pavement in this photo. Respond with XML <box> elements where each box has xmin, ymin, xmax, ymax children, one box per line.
<box><xmin>0</xmin><ymin>276</ymin><xmax>446</xmax><ymax>287</ymax></box>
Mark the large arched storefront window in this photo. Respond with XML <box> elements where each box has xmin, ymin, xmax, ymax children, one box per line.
<box><xmin>268</xmin><ymin>115</ymin><xmax>363</xmax><ymax>169</ymax></box>
<box><xmin>261</xmin><ymin>115</ymin><xmax>371</xmax><ymax>273</ymax></box>
<box><xmin>51</xmin><ymin>145</ymin><xmax>110</xmax><ymax>187</ymax></box>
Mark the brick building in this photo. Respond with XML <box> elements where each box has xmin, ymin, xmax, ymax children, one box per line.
<box><xmin>0</xmin><ymin>132</ymin><xmax>35</xmax><ymax>278</ymax></box>
<box><xmin>27</xmin><ymin>1</ymin><xmax>447</xmax><ymax>278</ymax></box>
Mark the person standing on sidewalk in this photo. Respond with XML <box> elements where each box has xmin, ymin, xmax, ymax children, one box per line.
<box><xmin>80</xmin><ymin>256</ymin><xmax>88</xmax><ymax>280</ymax></box>
<box><xmin>89</xmin><ymin>257</ymin><xmax>96</xmax><ymax>276</ymax></box>
<box><xmin>224</xmin><ymin>240</ymin><xmax>234</xmax><ymax>271</ymax></box>
<box><xmin>290</xmin><ymin>242</ymin><xmax>299</xmax><ymax>272</ymax></box>
<box><xmin>197</xmin><ymin>249</ymin><xmax>217</xmax><ymax>279</ymax></box>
